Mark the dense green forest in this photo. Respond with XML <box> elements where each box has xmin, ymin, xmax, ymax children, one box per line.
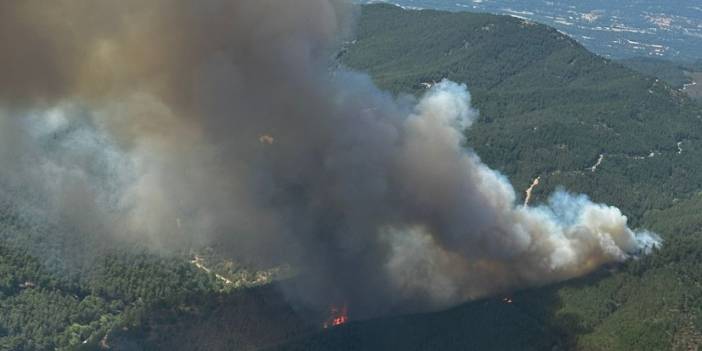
<box><xmin>274</xmin><ymin>4</ymin><xmax>702</xmax><ymax>350</ymax></box>
<box><xmin>340</xmin><ymin>4</ymin><xmax>702</xmax><ymax>222</ymax></box>
<box><xmin>0</xmin><ymin>196</ymin><xmax>303</xmax><ymax>350</ymax></box>
<box><xmin>273</xmin><ymin>194</ymin><xmax>702</xmax><ymax>351</ymax></box>
<box><xmin>617</xmin><ymin>57</ymin><xmax>702</xmax><ymax>90</ymax></box>
<box><xmin>0</xmin><ymin>244</ymin><xmax>207</xmax><ymax>350</ymax></box>
<box><xmin>3</xmin><ymin>3</ymin><xmax>702</xmax><ymax>350</ymax></box>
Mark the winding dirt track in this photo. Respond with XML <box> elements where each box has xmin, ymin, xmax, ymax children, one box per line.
<box><xmin>191</xmin><ymin>255</ymin><xmax>233</xmax><ymax>285</ymax></box>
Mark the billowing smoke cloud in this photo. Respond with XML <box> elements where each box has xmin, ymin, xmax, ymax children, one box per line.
<box><xmin>0</xmin><ymin>0</ymin><xmax>659</xmax><ymax>317</ymax></box>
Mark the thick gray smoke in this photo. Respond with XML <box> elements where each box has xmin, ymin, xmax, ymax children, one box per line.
<box><xmin>0</xmin><ymin>0</ymin><xmax>659</xmax><ymax>317</ymax></box>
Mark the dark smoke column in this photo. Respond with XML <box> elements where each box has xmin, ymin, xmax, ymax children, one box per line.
<box><xmin>0</xmin><ymin>0</ymin><xmax>659</xmax><ymax>318</ymax></box>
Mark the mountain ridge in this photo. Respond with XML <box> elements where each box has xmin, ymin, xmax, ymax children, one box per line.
<box><xmin>274</xmin><ymin>5</ymin><xmax>702</xmax><ymax>349</ymax></box>
<box><xmin>2</xmin><ymin>3</ymin><xmax>702</xmax><ymax>351</ymax></box>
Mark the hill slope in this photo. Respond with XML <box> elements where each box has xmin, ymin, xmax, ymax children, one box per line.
<box><xmin>274</xmin><ymin>4</ymin><xmax>702</xmax><ymax>350</ymax></box>
<box><xmin>3</xmin><ymin>3</ymin><xmax>702</xmax><ymax>351</ymax></box>
<box><xmin>342</xmin><ymin>3</ymin><xmax>702</xmax><ymax>221</ymax></box>
<box><xmin>373</xmin><ymin>0</ymin><xmax>702</xmax><ymax>61</ymax></box>
<box><xmin>616</xmin><ymin>57</ymin><xmax>696</xmax><ymax>89</ymax></box>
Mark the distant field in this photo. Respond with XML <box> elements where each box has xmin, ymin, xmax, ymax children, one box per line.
<box><xmin>366</xmin><ymin>0</ymin><xmax>702</xmax><ymax>61</ymax></box>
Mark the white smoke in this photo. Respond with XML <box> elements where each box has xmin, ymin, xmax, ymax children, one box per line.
<box><xmin>0</xmin><ymin>0</ymin><xmax>661</xmax><ymax>317</ymax></box>
<box><xmin>377</xmin><ymin>81</ymin><xmax>661</xmax><ymax>307</ymax></box>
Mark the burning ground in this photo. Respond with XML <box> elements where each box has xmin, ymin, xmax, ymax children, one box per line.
<box><xmin>0</xmin><ymin>0</ymin><xmax>659</xmax><ymax>320</ymax></box>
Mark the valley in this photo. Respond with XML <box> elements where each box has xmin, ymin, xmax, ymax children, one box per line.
<box><xmin>368</xmin><ymin>0</ymin><xmax>702</xmax><ymax>61</ymax></box>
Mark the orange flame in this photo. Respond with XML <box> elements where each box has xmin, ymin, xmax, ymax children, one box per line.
<box><xmin>323</xmin><ymin>305</ymin><xmax>348</xmax><ymax>328</ymax></box>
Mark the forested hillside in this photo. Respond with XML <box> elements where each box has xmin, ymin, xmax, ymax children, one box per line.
<box><xmin>274</xmin><ymin>4</ymin><xmax>702</xmax><ymax>350</ymax></box>
<box><xmin>616</xmin><ymin>57</ymin><xmax>702</xmax><ymax>89</ymax></box>
<box><xmin>3</xmin><ymin>3</ymin><xmax>702</xmax><ymax>351</ymax></box>
<box><xmin>341</xmin><ymin>4</ymin><xmax>702</xmax><ymax>221</ymax></box>
<box><xmin>0</xmin><ymin>198</ymin><xmax>307</xmax><ymax>350</ymax></box>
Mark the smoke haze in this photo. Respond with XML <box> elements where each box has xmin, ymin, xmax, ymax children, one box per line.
<box><xmin>0</xmin><ymin>0</ymin><xmax>659</xmax><ymax>317</ymax></box>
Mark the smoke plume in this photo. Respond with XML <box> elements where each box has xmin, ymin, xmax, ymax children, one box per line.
<box><xmin>0</xmin><ymin>0</ymin><xmax>659</xmax><ymax>317</ymax></box>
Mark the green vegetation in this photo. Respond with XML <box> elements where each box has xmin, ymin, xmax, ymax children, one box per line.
<box><xmin>0</xmin><ymin>243</ymin><xmax>223</xmax><ymax>350</ymax></box>
<box><xmin>616</xmin><ymin>57</ymin><xmax>699</xmax><ymax>89</ymax></box>
<box><xmin>340</xmin><ymin>4</ymin><xmax>702</xmax><ymax>223</ymax></box>
<box><xmin>617</xmin><ymin>57</ymin><xmax>702</xmax><ymax>100</ymax></box>
<box><xmin>272</xmin><ymin>4</ymin><xmax>702</xmax><ymax>350</ymax></box>
<box><xmin>273</xmin><ymin>199</ymin><xmax>702</xmax><ymax>351</ymax></box>
<box><xmin>0</xmin><ymin>191</ymin><xmax>309</xmax><ymax>350</ymax></box>
<box><xmin>4</xmin><ymin>3</ymin><xmax>702</xmax><ymax>350</ymax></box>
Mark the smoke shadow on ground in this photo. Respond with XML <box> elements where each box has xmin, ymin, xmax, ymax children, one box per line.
<box><xmin>267</xmin><ymin>269</ymin><xmax>617</xmax><ymax>351</ymax></box>
<box><xmin>107</xmin><ymin>283</ymin><xmax>314</xmax><ymax>351</ymax></box>
<box><xmin>83</xmin><ymin>266</ymin><xmax>616</xmax><ymax>351</ymax></box>
<box><xmin>511</xmin><ymin>270</ymin><xmax>613</xmax><ymax>350</ymax></box>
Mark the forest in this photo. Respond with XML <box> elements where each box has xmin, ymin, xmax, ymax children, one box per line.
<box><xmin>279</xmin><ymin>4</ymin><xmax>702</xmax><ymax>349</ymax></box>
<box><xmin>3</xmin><ymin>3</ymin><xmax>702</xmax><ymax>350</ymax></box>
